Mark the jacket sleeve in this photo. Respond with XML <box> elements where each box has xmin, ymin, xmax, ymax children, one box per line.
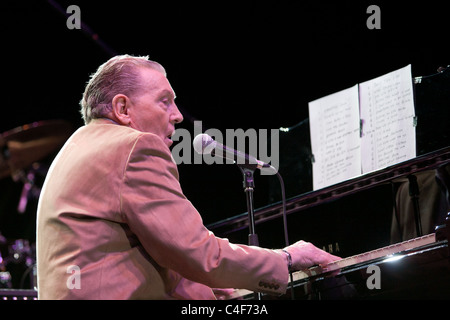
<box><xmin>119</xmin><ymin>133</ymin><xmax>289</xmax><ymax>295</ymax></box>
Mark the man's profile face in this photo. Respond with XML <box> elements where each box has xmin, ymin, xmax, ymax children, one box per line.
<box><xmin>127</xmin><ymin>67</ymin><xmax>183</xmax><ymax>148</ymax></box>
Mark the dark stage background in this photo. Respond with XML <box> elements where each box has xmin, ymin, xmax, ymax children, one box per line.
<box><xmin>1</xmin><ymin>0</ymin><xmax>449</xmax><ymax>243</ymax></box>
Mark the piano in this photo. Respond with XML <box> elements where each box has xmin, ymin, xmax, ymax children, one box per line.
<box><xmin>209</xmin><ymin>69</ymin><xmax>450</xmax><ymax>299</ymax></box>
<box><xmin>216</xmin><ymin>144</ymin><xmax>450</xmax><ymax>300</ymax></box>
<box><xmin>228</xmin><ymin>227</ymin><xmax>449</xmax><ymax>299</ymax></box>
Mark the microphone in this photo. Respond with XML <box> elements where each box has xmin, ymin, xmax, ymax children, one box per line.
<box><xmin>192</xmin><ymin>133</ymin><xmax>277</xmax><ymax>174</ymax></box>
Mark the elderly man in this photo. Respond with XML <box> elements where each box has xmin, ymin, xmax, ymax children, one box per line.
<box><xmin>36</xmin><ymin>55</ymin><xmax>339</xmax><ymax>299</ymax></box>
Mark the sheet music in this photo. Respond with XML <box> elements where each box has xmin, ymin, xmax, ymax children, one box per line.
<box><xmin>309</xmin><ymin>85</ymin><xmax>361</xmax><ymax>190</ymax></box>
<box><xmin>308</xmin><ymin>65</ymin><xmax>416</xmax><ymax>190</ymax></box>
<box><xmin>359</xmin><ymin>65</ymin><xmax>416</xmax><ymax>173</ymax></box>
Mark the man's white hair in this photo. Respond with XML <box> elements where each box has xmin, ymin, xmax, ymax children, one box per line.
<box><xmin>80</xmin><ymin>54</ymin><xmax>166</xmax><ymax>124</ymax></box>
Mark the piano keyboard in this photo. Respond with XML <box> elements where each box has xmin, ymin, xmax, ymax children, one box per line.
<box><xmin>226</xmin><ymin>233</ymin><xmax>437</xmax><ymax>300</ymax></box>
<box><xmin>292</xmin><ymin>233</ymin><xmax>436</xmax><ymax>282</ymax></box>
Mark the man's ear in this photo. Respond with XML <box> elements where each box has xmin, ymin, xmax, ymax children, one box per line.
<box><xmin>111</xmin><ymin>94</ymin><xmax>131</xmax><ymax>126</ymax></box>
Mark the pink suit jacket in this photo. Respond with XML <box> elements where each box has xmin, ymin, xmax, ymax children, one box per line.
<box><xmin>36</xmin><ymin>119</ymin><xmax>289</xmax><ymax>299</ymax></box>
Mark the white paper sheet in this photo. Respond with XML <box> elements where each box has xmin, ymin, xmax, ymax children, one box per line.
<box><xmin>309</xmin><ymin>85</ymin><xmax>361</xmax><ymax>190</ymax></box>
<box><xmin>359</xmin><ymin>65</ymin><xmax>416</xmax><ymax>173</ymax></box>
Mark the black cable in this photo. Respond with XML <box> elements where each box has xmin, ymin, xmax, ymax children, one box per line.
<box><xmin>275</xmin><ymin>171</ymin><xmax>295</xmax><ymax>300</ymax></box>
<box><xmin>276</xmin><ymin>172</ymin><xmax>289</xmax><ymax>248</ymax></box>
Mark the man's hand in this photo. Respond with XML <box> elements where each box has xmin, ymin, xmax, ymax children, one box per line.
<box><xmin>283</xmin><ymin>240</ymin><xmax>341</xmax><ymax>271</ymax></box>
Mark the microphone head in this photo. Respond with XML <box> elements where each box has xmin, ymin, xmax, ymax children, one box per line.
<box><xmin>193</xmin><ymin>134</ymin><xmax>216</xmax><ymax>155</ymax></box>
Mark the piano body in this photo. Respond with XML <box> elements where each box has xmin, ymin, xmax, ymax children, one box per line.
<box><xmin>208</xmin><ymin>68</ymin><xmax>450</xmax><ymax>299</ymax></box>
<box><xmin>228</xmin><ymin>227</ymin><xmax>450</xmax><ymax>300</ymax></box>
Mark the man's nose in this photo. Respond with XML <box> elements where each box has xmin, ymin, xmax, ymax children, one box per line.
<box><xmin>171</xmin><ymin>103</ymin><xmax>184</xmax><ymax>124</ymax></box>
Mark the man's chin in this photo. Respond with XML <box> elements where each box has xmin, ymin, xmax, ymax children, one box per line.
<box><xmin>165</xmin><ymin>138</ymin><xmax>173</xmax><ymax>148</ymax></box>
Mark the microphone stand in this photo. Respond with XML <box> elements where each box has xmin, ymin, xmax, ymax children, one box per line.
<box><xmin>239</xmin><ymin>166</ymin><xmax>259</xmax><ymax>246</ymax></box>
<box><xmin>237</xmin><ymin>164</ymin><xmax>261</xmax><ymax>300</ymax></box>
